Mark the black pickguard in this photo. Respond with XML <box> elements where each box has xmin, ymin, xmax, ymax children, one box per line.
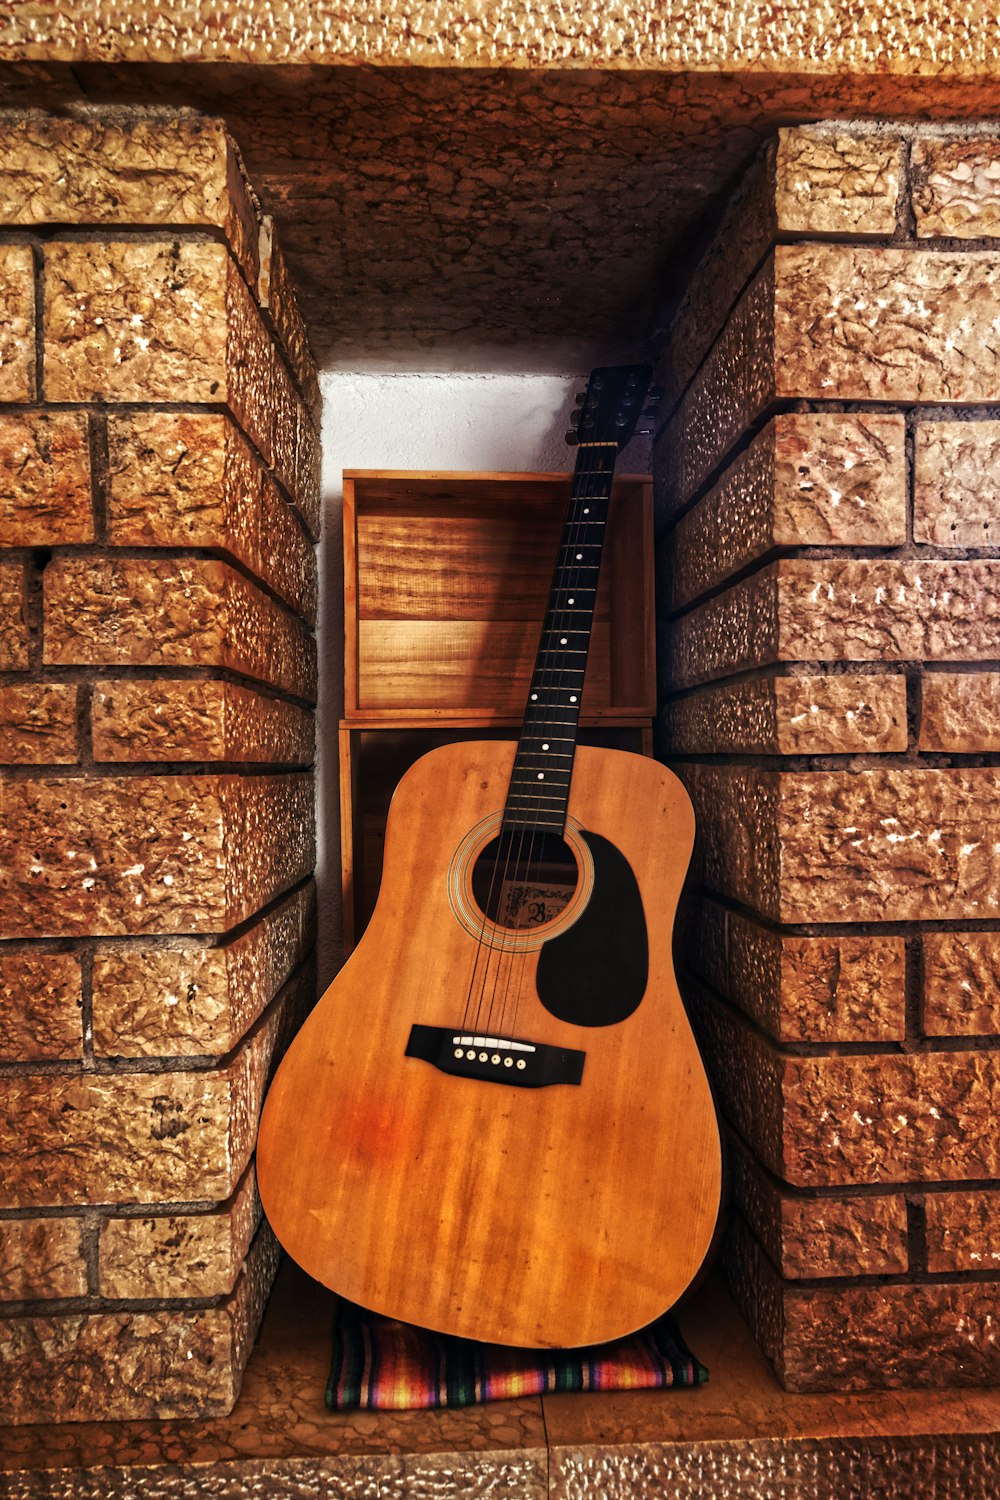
<box><xmin>536</xmin><ymin>830</ymin><xmax>648</xmax><ymax>1026</ymax></box>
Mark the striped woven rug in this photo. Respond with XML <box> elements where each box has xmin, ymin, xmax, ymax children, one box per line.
<box><xmin>326</xmin><ymin>1300</ymin><xmax>708</xmax><ymax>1409</ymax></box>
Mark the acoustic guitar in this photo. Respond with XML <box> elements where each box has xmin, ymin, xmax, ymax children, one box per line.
<box><xmin>257</xmin><ymin>365</ymin><xmax>721</xmax><ymax>1348</ymax></box>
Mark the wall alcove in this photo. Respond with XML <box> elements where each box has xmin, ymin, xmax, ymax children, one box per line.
<box><xmin>3</xmin><ymin>9</ymin><xmax>1000</xmax><ymax>1492</ymax></box>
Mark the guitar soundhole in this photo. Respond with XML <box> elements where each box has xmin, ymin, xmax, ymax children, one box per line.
<box><xmin>470</xmin><ymin>829</ymin><xmax>579</xmax><ymax>931</ymax></box>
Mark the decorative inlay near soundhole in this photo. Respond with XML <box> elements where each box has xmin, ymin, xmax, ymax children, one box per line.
<box><xmin>447</xmin><ymin>812</ymin><xmax>594</xmax><ymax>950</ymax></box>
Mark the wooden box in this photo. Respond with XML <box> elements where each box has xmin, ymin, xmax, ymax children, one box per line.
<box><xmin>343</xmin><ymin>470</ymin><xmax>655</xmax><ymax>724</ymax></box>
<box><xmin>339</xmin><ymin>470</ymin><xmax>655</xmax><ymax>947</ymax></box>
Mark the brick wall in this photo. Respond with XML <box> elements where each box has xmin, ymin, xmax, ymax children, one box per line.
<box><xmin>0</xmin><ymin>109</ymin><xmax>319</xmax><ymax>1423</ymax></box>
<box><xmin>657</xmin><ymin>123</ymin><xmax>1000</xmax><ymax>1392</ymax></box>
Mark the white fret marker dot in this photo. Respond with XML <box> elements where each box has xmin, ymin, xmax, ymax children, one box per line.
<box><xmin>575</xmin><ymin>553</ymin><xmax>583</xmax><ymax>560</ymax></box>
<box><xmin>568</xmin><ymin>597</ymin><xmax>575</xmax><ymax>604</ymax></box>
<box><xmin>537</xmin><ymin>772</ymin><xmax>545</xmax><ymax>780</ymax></box>
<box><xmin>530</xmin><ymin>693</ymin><xmax>538</xmax><ymax>700</ymax></box>
<box><xmin>583</xmin><ymin>507</ymin><xmax>590</xmax><ymax>514</ymax></box>
<box><xmin>569</xmin><ymin>695</ymin><xmax>578</xmax><ymax>704</ymax></box>
<box><xmin>560</xmin><ymin>637</ymin><xmax>567</xmax><ymax>644</ymax></box>
<box><xmin>542</xmin><ymin>743</ymin><xmax>550</xmax><ymax>751</ymax></box>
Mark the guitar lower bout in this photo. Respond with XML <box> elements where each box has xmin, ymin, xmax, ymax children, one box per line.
<box><xmin>257</xmin><ymin>739</ymin><xmax>722</xmax><ymax>1348</ymax></box>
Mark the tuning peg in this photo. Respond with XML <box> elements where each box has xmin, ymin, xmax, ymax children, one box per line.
<box><xmin>573</xmin><ymin>390</ymin><xmax>586</xmax><ymax>407</ymax></box>
<box><xmin>565</xmin><ymin>431</ymin><xmax>579</xmax><ymax>446</ymax></box>
<box><xmin>569</xmin><ymin>409</ymin><xmax>580</xmax><ymax>428</ymax></box>
<box><xmin>647</xmin><ymin>384</ymin><xmax>664</xmax><ymax>403</ymax></box>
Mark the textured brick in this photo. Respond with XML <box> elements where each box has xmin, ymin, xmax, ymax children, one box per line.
<box><xmin>775</xmin><ymin>126</ymin><xmax>901</xmax><ymax>235</ymax></box>
<box><xmin>690</xmin><ymin>979</ymin><xmax>787</xmax><ymax>1175</ymax></box>
<box><xmin>660</xmin><ymin>142</ymin><xmax>776</xmax><ymax>405</ymax></box>
<box><xmin>663</xmin><ymin>672</ymin><xmax>907</xmax><ymax>755</ymax></box>
<box><xmin>668</xmin><ymin>414</ymin><xmax>906</xmax><ymax>609</ymax></box>
<box><xmin>697</xmin><ymin>983</ymin><xmax>1000</xmax><ymax>1187</ymax></box>
<box><xmin>914</xmin><ymin>420</ymin><xmax>1000</xmax><ymax>546</ymax></box>
<box><xmin>925</xmin><ymin>1191</ymin><xmax>1000</xmax><ymax>1272</ymax></box>
<box><xmin>660</xmin><ymin>258</ymin><xmax>776</xmax><ymax>511</ymax></box>
<box><xmin>0</xmin><ymin>244</ymin><xmax>35</xmax><ymax>402</ymax></box>
<box><xmin>91</xmin><ymin>679</ymin><xmax>314</xmax><ymax>764</ymax></box>
<box><xmin>0</xmin><ymin>951</ymin><xmax>83</xmax><ymax>1061</ymax></box>
<box><xmin>0</xmin><ymin>963</ymin><xmax>310</xmax><ymax>1208</ymax></box>
<box><xmin>685</xmin><ymin>764</ymin><xmax>1000</xmax><ymax>924</ymax></box>
<box><xmin>726</xmin><ymin>1213</ymin><xmax>1000</xmax><ymax>1391</ymax></box>
<box><xmin>774</xmin><ymin>244</ymin><xmax>1000</xmax><ymax>403</ymax></box>
<box><xmin>99</xmin><ymin>1168</ymin><xmax>261</xmax><ymax>1298</ymax></box>
<box><xmin>786</xmin><ymin>1049</ymin><xmax>1000</xmax><ymax>1189</ymax></box>
<box><xmin>779</xmin><ymin>559</ymin><xmax>1000</xmax><ymax>668</ymax></box>
<box><xmin>688</xmin><ymin>899</ymin><xmax>906</xmax><ymax>1043</ymax></box>
<box><xmin>662</xmin><ymin>131</ymin><xmax>899</xmax><ymax>413</ymax></box>
<box><xmin>294</xmin><ymin>393</ymin><xmax>322</xmax><ymax>540</ymax></box>
<box><xmin>107</xmin><ymin>411</ymin><xmax>317</xmax><ymax>620</ymax></box>
<box><xmin>666</xmin><ymin>568</ymin><xmax>777</xmax><ymax>691</ymax></box>
<box><xmin>92</xmin><ymin>882</ymin><xmax>315</xmax><ymax>1056</ymax></box>
<box><xmin>0</xmin><ymin>113</ymin><xmax>261</xmax><ymax>281</ymax></box>
<box><xmin>920</xmin><ymin>672</ymin><xmax>1000</xmax><ymax>752</ymax></box>
<box><xmin>913</xmin><ymin>137</ymin><xmax>1000</xmax><ymax>239</ymax></box>
<box><xmin>728</xmin><ymin>1136</ymin><xmax>908</xmax><ymax>1278</ymax></box>
<box><xmin>0</xmin><ymin>1218</ymin><xmax>87</xmax><ymax>1301</ymax></box>
<box><xmin>923</xmin><ymin>930</ymin><xmax>1000</xmax><ymax>1036</ymax></box>
<box><xmin>0</xmin><ymin>1220</ymin><xmax>278</xmax><ymax>1424</ymax></box>
<box><xmin>669</xmin><ymin>559</ymin><xmax>1000</xmax><ymax>690</ymax></box>
<box><xmin>267</xmin><ymin>349</ymin><xmax>294</xmax><ymax>506</ymax></box>
<box><xmin>0</xmin><ymin>683</ymin><xmax>78</xmax><ymax>763</ymax></box>
<box><xmin>684</xmin><ymin>765</ymin><xmax>782</xmax><ymax>918</ymax></box>
<box><xmin>665</xmin><ymin>247</ymin><xmax>1000</xmax><ymax>509</ymax></box>
<box><xmin>782</xmin><ymin>1279</ymin><xmax>1000</xmax><ymax>1392</ymax></box>
<box><xmin>0</xmin><ymin>411</ymin><xmax>92</xmax><ymax>545</ymax></box>
<box><xmin>43</xmin><ymin>241</ymin><xmax>277</xmax><ymax>468</ymax></box>
<box><xmin>257</xmin><ymin>213</ymin><xmax>320</xmax><ymax>421</ymax></box>
<box><xmin>0</xmin><ymin>562</ymin><xmax>28</xmax><ymax>671</ymax></box>
<box><xmin>44</xmin><ymin>556</ymin><xmax>316</xmax><ymax>701</ymax></box>
<box><xmin>0</xmin><ymin>773</ymin><xmax>313</xmax><ymax>938</ymax></box>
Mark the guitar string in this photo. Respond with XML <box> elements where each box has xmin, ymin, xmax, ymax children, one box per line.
<box><xmin>493</xmin><ymin>471</ymin><xmax>592</xmax><ymax>1042</ymax></box>
<box><xmin>458</xmin><ymin>488</ymin><xmax>577</xmax><ymax>1036</ymax></box>
<box><xmin>460</xmin><ymin>424</ymin><xmax>617</xmax><ymax>1047</ymax></box>
<box><xmin>505</xmin><ymin>450</ymin><xmax>608</xmax><ymax>1043</ymax></box>
<box><xmin>468</xmin><ymin>454</ymin><xmax>597</xmax><ymax>1042</ymax></box>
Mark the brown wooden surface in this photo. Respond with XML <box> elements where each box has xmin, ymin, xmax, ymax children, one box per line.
<box><xmin>258</xmin><ymin>739</ymin><xmax>721</xmax><ymax>1348</ymax></box>
<box><xmin>343</xmin><ymin>471</ymin><xmax>654</xmax><ymax>720</ymax></box>
<box><xmin>357</xmin><ymin>618</ymin><xmax>614</xmax><ymax>712</ymax></box>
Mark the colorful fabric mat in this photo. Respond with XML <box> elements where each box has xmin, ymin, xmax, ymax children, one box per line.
<box><xmin>326</xmin><ymin>1300</ymin><xmax>708</xmax><ymax>1409</ymax></box>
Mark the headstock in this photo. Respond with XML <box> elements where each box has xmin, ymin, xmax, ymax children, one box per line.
<box><xmin>565</xmin><ymin>364</ymin><xmax>661</xmax><ymax>450</ymax></box>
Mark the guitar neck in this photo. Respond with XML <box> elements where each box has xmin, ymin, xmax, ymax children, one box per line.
<box><xmin>501</xmin><ymin>442</ymin><xmax>619</xmax><ymax>835</ymax></box>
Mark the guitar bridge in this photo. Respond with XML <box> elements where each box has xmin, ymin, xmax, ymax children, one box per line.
<box><xmin>405</xmin><ymin>1024</ymin><xmax>584</xmax><ymax>1088</ymax></box>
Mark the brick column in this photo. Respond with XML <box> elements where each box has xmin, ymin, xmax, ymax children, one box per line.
<box><xmin>657</xmin><ymin>124</ymin><xmax>1000</xmax><ymax>1392</ymax></box>
<box><xmin>0</xmin><ymin>110</ymin><xmax>319</xmax><ymax>1423</ymax></box>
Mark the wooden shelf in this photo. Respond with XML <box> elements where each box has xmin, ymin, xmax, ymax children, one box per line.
<box><xmin>339</xmin><ymin>470</ymin><xmax>656</xmax><ymax>950</ymax></box>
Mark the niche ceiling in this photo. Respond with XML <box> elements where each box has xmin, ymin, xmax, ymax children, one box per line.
<box><xmin>2</xmin><ymin>60</ymin><xmax>998</xmax><ymax>372</ymax></box>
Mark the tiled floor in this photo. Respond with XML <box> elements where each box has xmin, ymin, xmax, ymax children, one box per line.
<box><xmin>2</xmin><ymin>1260</ymin><xmax>999</xmax><ymax>1497</ymax></box>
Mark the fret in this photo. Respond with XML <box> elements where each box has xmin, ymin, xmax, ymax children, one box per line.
<box><xmin>510</xmin><ymin>772</ymin><xmax>573</xmax><ymax>786</ymax></box>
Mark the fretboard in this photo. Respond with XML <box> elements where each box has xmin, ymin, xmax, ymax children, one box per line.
<box><xmin>502</xmin><ymin>443</ymin><xmax>618</xmax><ymax>834</ymax></box>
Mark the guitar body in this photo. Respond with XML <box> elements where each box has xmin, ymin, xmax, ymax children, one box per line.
<box><xmin>257</xmin><ymin>738</ymin><xmax>721</xmax><ymax>1348</ymax></box>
